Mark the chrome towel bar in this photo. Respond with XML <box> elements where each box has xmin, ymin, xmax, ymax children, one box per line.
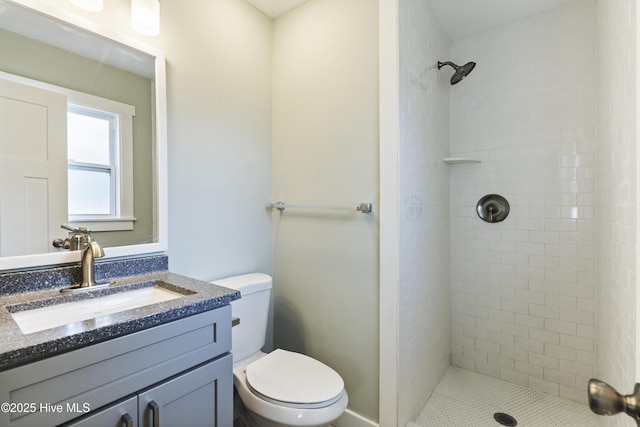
<box><xmin>270</xmin><ymin>201</ymin><xmax>373</xmax><ymax>214</ymax></box>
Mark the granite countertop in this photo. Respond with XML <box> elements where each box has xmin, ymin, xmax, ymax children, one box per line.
<box><xmin>0</xmin><ymin>271</ymin><xmax>240</xmax><ymax>370</ymax></box>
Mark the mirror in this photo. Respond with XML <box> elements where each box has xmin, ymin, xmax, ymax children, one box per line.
<box><xmin>0</xmin><ymin>0</ymin><xmax>167</xmax><ymax>271</ymax></box>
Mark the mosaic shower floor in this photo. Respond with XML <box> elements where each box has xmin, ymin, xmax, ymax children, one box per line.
<box><xmin>414</xmin><ymin>366</ymin><xmax>602</xmax><ymax>426</ymax></box>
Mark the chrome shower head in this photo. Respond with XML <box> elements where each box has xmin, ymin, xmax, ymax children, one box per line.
<box><xmin>437</xmin><ymin>60</ymin><xmax>476</xmax><ymax>85</ymax></box>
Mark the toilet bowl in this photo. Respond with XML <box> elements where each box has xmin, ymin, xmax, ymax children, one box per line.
<box><xmin>234</xmin><ymin>350</ymin><xmax>348</xmax><ymax>427</ymax></box>
<box><xmin>211</xmin><ymin>273</ymin><xmax>348</xmax><ymax>427</ymax></box>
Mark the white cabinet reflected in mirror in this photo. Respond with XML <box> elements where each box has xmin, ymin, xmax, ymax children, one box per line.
<box><xmin>0</xmin><ymin>0</ymin><xmax>167</xmax><ymax>270</ymax></box>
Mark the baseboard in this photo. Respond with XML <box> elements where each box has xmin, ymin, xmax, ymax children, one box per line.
<box><xmin>405</xmin><ymin>422</ymin><xmax>421</xmax><ymax>427</ymax></box>
<box><xmin>334</xmin><ymin>409</ymin><xmax>379</xmax><ymax>427</ymax></box>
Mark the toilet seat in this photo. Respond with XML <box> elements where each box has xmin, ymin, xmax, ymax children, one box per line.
<box><xmin>245</xmin><ymin>349</ymin><xmax>345</xmax><ymax>409</ymax></box>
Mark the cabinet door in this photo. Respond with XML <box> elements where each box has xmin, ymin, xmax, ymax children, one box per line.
<box><xmin>61</xmin><ymin>395</ymin><xmax>138</xmax><ymax>427</ymax></box>
<box><xmin>138</xmin><ymin>355</ymin><xmax>232</xmax><ymax>427</ymax></box>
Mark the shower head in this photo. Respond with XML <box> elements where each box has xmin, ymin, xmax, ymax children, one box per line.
<box><xmin>437</xmin><ymin>61</ymin><xmax>476</xmax><ymax>85</ymax></box>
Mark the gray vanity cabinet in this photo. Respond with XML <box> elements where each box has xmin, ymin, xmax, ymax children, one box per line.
<box><xmin>64</xmin><ymin>356</ymin><xmax>232</xmax><ymax>427</ymax></box>
<box><xmin>0</xmin><ymin>306</ymin><xmax>233</xmax><ymax>427</ymax></box>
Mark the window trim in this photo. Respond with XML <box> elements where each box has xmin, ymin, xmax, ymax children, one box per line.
<box><xmin>66</xmin><ymin>91</ymin><xmax>136</xmax><ymax>231</ymax></box>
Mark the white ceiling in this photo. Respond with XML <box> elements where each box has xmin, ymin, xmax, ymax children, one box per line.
<box><xmin>246</xmin><ymin>0</ymin><xmax>581</xmax><ymax>41</ymax></box>
<box><xmin>426</xmin><ymin>0</ymin><xmax>581</xmax><ymax>41</ymax></box>
<box><xmin>244</xmin><ymin>0</ymin><xmax>309</xmax><ymax>18</ymax></box>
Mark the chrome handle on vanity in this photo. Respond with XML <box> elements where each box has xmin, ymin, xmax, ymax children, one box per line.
<box><xmin>121</xmin><ymin>413</ymin><xmax>134</xmax><ymax>427</ymax></box>
<box><xmin>588</xmin><ymin>378</ymin><xmax>640</xmax><ymax>426</ymax></box>
<box><xmin>149</xmin><ymin>401</ymin><xmax>160</xmax><ymax>427</ymax></box>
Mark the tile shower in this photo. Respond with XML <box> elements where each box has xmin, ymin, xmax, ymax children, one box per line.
<box><xmin>449</xmin><ymin>0</ymin><xmax>597</xmax><ymax>402</ymax></box>
<box><xmin>398</xmin><ymin>0</ymin><xmax>638</xmax><ymax>425</ymax></box>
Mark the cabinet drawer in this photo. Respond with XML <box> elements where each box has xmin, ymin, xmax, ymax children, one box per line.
<box><xmin>0</xmin><ymin>306</ymin><xmax>231</xmax><ymax>427</ymax></box>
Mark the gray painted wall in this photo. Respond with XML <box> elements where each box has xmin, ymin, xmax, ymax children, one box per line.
<box><xmin>39</xmin><ymin>0</ymin><xmax>378</xmax><ymax>421</ymax></box>
<box><xmin>272</xmin><ymin>0</ymin><xmax>379</xmax><ymax>420</ymax></box>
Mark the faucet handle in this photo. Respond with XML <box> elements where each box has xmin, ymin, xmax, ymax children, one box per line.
<box><xmin>61</xmin><ymin>224</ymin><xmax>92</xmax><ymax>235</ymax></box>
<box><xmin>53</xmin><ymin>224</ymin><xmax>95</xmax><ymax>251</ymax></box>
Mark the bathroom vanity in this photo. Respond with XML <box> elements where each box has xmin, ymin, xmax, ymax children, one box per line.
<box><xmin>0</xmin><ymin>257</ymin><xmax>240</xmax><ymax>427</ymax></box>
<box><xmin>0</xmin><ymin>2</ymin><xmax>240</xmax><ymax>425</ymax></box>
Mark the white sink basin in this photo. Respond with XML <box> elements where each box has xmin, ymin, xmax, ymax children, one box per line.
<box><xmin>10</xmin><ymin>286</ymin><xmax>184</xmax><ymax>334</ymax></box>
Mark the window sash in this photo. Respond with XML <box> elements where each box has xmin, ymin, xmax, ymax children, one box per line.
<box><xmin>67</xmin><ymin>161</ymin><xmax>116</xmax><ymax>217</ymax></box>
<box><xmin>67</xmin><ymin>104</ymin><xmax>120</xmax><ymax>218</ymax></box>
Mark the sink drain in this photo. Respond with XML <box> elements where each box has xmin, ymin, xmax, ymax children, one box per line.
<box><xmin>494</xmin><ymin>412</ymin><xmax>517</xmax><ymax>426</ymax></box>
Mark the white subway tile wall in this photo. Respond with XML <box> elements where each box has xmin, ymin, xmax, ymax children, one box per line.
<box><xmin>449</xmin><ymin>1</ymin><xmax>598</xmax><ymax>404</ymax></box>
<box><xmin>398</xmin><ymin>0</ymin><xmax>452</xmax><ymax>423</ymax></box>
<box><xmin>595</xmin><ymin>1</ymin><xmax>637</xmax><ymax>426</ymax></box>
<box><xmin>398</xmin><ymin>0</ymin><xmax>637</xmax><ymax>423</ymax></box>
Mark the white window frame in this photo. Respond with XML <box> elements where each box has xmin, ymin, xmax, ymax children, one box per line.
<box><xmin>66</xmin><ymin>90</ymin><xmax>136</xmax><ymax>231</ymax></box>
<box><xmin>67</xmin><ymin>104</ymin><xmax>118</xmax><ymax>218</ymax></box>
<box><xmin>0</xmin><ymin>71</ymin><xmax>136</xmax><ymax>231</ymax></box>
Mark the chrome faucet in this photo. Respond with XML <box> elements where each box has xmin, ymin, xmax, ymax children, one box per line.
<box><xmin>53</xmin><ymin>225</ymin><xmax>108</xmax><ymax>292</ymax></box>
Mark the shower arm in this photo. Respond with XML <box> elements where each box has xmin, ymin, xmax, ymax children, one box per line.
<box><xmin>588</xmin><ymin>379</ymin><xmax>640</xmax><ymax>426</ymax></box>
<box><xmin>437</xmin><ymin>61</ymin><xmax>458</xmax><ymax>70</ymax></box>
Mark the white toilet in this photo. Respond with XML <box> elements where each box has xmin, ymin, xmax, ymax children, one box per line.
<box><xmin>211</xmin><ymin>273</ymin><xmax>348</xmax><ymax>427</ymax></box>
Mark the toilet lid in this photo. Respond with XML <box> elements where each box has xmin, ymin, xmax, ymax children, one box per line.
<box><xmin>246</xmin><ymin>349</ymin><xmax>344</xmax><ymax>407</ymax></box>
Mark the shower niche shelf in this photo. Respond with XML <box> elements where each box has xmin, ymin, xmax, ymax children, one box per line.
<box><xmin>443</xmin><ymin>157</ymin><xmax>481</xmax><ymax>164</ymax></box>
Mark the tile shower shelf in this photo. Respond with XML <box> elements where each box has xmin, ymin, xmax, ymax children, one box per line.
<box><xmin>443</xmin><ymin>157</ymin><xmax>481</xmax><ymax>164</ymax></box>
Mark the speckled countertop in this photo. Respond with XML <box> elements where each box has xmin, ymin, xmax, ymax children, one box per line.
<box><xmin>0</xmin><ymin>258</ymin><xmax>240</xmax><ymax>371</ymax></box>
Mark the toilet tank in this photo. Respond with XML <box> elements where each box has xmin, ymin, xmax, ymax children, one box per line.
<box><xmin>210</xmin><ymin>273</ymin><xmax>272</xmax><ymax>363</ymax></box>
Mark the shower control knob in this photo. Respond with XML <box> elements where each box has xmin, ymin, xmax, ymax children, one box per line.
<box><xmin>476</xmin><ymin>194</ymin><xmax>509</xmax><ymax>223</ymax></box>
<box><xmin>588</xmin><ymin>378</ymin><xmax>640</xmax><ymax>425</ymax></box>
